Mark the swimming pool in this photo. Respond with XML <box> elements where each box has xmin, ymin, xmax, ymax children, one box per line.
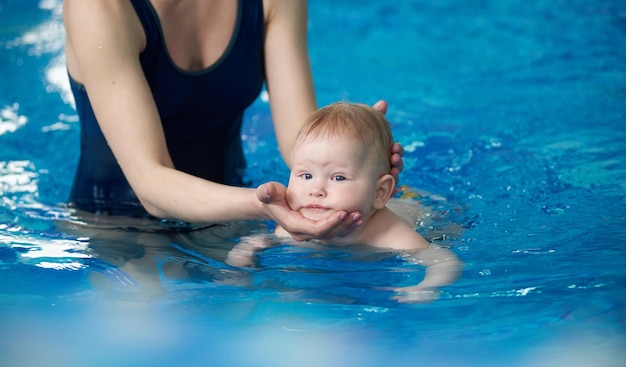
<box><xmin>1</xmin><ymin>0</ymin><xmax>625</xmax><ymax>366</ymax></box>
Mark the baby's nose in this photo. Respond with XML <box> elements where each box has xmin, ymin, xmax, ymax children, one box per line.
<box><xmin>309</xmin><ymin>187</ymin><xmax>326</xmax><ymax>197</ymax></box>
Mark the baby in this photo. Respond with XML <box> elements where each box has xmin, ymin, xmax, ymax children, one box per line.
<box><xmin>228</xmin><ymin>102</ymin><xmax>463</xmax><ymax>302</ymax></box>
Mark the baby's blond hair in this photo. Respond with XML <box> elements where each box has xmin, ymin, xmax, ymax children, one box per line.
<box><xmin>296</xmin><ymin>102</ymin><xmax>393</xmax><ymax>174</ymax></box>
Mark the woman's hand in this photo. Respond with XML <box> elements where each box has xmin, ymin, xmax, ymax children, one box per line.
<box><xmin>256</xmin><ymin>182</ymin><xmax>363</xmax><ymax>241</ymax></box>
<box><xmin>373</xmin><ymin>100</ymin><xmax>404</xmax><ymax>185</ymax></box>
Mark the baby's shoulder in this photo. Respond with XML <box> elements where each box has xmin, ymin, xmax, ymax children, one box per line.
<box><xmin>365</xmin><ymin>208</ymin><xmax>428</xmax><ymax>251</ymax></box>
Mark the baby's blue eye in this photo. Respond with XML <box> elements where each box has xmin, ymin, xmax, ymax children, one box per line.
<box><xmin>332</xmin><ymin>175</ymin><xmax>346</xmax><ymax>182</ymax></box>
<box><xmin>304</xmin><ymin>173</ymin><xmax>313</xmax><ymax>180</ymax></box>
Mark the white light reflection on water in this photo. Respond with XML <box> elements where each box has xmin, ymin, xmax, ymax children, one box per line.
<box><xmin>0</xmin><ymin>160</ymin><xmax>38</xmax><ymax>196</ymax></box>
<box><xmin>6</xmin><ymin>233</ymin><xmax>91</xmax><ymax>270</ymax></box>
<box><xmin>0</xmin><ymin>104</ymin><xmax>28</xmax><ymax>136</ymax></box>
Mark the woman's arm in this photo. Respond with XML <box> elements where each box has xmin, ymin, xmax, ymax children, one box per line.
<box><xmin>263</xmin><ymin>0</ymin><xmax>316</xmax><ymax>168</ymax></box>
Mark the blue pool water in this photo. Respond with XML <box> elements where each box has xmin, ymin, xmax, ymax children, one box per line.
<box><xmin>1</xmin><ymin>1</ymin><xmax>625</xmax><ymax>366</ymax></box>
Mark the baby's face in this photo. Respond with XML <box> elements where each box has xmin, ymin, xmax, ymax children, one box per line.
<box><xmin>286</xmin><ymin>138</ymin><xmax>380</xmax><ymax>221</ymax></box>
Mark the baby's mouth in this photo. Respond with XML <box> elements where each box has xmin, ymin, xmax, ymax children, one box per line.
<box><xmin>305</xmin><ymin>204</ymin><xmax>327</xmax><ymax>210</ymax></box>
<box><xmin>300</xmin><ymin>205</ymin><xmax>332</xmax><ymax>220</ymax></box>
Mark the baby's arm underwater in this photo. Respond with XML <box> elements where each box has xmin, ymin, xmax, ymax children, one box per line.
<box><xmin>225</xmin><ymin>235</ymin><xmax>274</xmax><ymax>268</ymax></box>
<box><xmin>393</xmin><ymin>246</ymin><xmax>464</xmax><ymax>303</ymax></box>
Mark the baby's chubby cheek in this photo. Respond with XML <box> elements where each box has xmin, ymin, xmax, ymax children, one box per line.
<box><xmin>285</xmin><ymin>188</ymin><xmax>299</xmax><ymax>209</ymax></box>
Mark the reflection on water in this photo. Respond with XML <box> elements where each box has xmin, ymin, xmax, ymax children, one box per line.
<box><xmin>0</xmin><ymin>104</ymin><xmax>28</xmax><ymax>136</ymax></box>
<box><xmin>1</xmin><ymin>199</ymin><xmax>474</xmax><ymax>367</ymax></box>
<box><xmin>1</xmin><ymin>186</ymin><xmax>471</xmax><ymax>313</ymax></box>
<box><xmin>48</xmin><ymin>216</ymin><xmax>265</xmax><ymax>298</ymax></box>
<box><xmin>0</xmin><ymin>160</ymin><xmax>37</xmax><ymax>197</ymax></box>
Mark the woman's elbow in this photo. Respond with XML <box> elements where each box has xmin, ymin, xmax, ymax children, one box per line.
<box><xmin>138</xmin><ymin>198</ymin><xmax>168</xmax><ymax>219</ymax></box>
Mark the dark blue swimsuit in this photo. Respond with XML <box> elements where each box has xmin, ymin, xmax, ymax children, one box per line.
<box><xmin>68</xmin><ymin>0</ymin><xmax>265</xmax><ymax>216</ymax></box>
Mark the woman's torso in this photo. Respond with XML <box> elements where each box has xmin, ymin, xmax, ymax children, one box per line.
<box><xmin>68</xmin><ymin>0</ymin><xmax>266</xmax><ymax>216</ymax></box>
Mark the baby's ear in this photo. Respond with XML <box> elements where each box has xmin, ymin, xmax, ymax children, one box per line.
<box><xmin>374</xmin><ymin>174</ymin><xmax>395</xmax><ymax>209</ymax></box>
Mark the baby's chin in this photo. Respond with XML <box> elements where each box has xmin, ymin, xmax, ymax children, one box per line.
<box><xmin>298</xmin><ymin>207</ymin><xmax>335</xmax><ymax>221</ymax></box>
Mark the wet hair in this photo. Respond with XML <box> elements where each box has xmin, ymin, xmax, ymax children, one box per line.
<box><xmin>296</xmin><ymin>102</ymin><xmax>393</xmax><ymax>173</ymax></box>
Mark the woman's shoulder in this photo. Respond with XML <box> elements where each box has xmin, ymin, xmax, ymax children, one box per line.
<box><xmin>262</xmin><ymin>0</ymin><xmax>307</xmax><ymax>22</ymax></box>
<box><xmin>64</xmin><ymin>0</ymin><xmax>134</xmax><ymax>18</ymax></box>
<box><xmin>64</xmin><ymin>0</ymin><xmax>145</xmax><ymax>81</ymax></box>
<box><xmin>63</xmin><ymin>0</ymin><xmax>144</xmax><ymax>39</ymax></box>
